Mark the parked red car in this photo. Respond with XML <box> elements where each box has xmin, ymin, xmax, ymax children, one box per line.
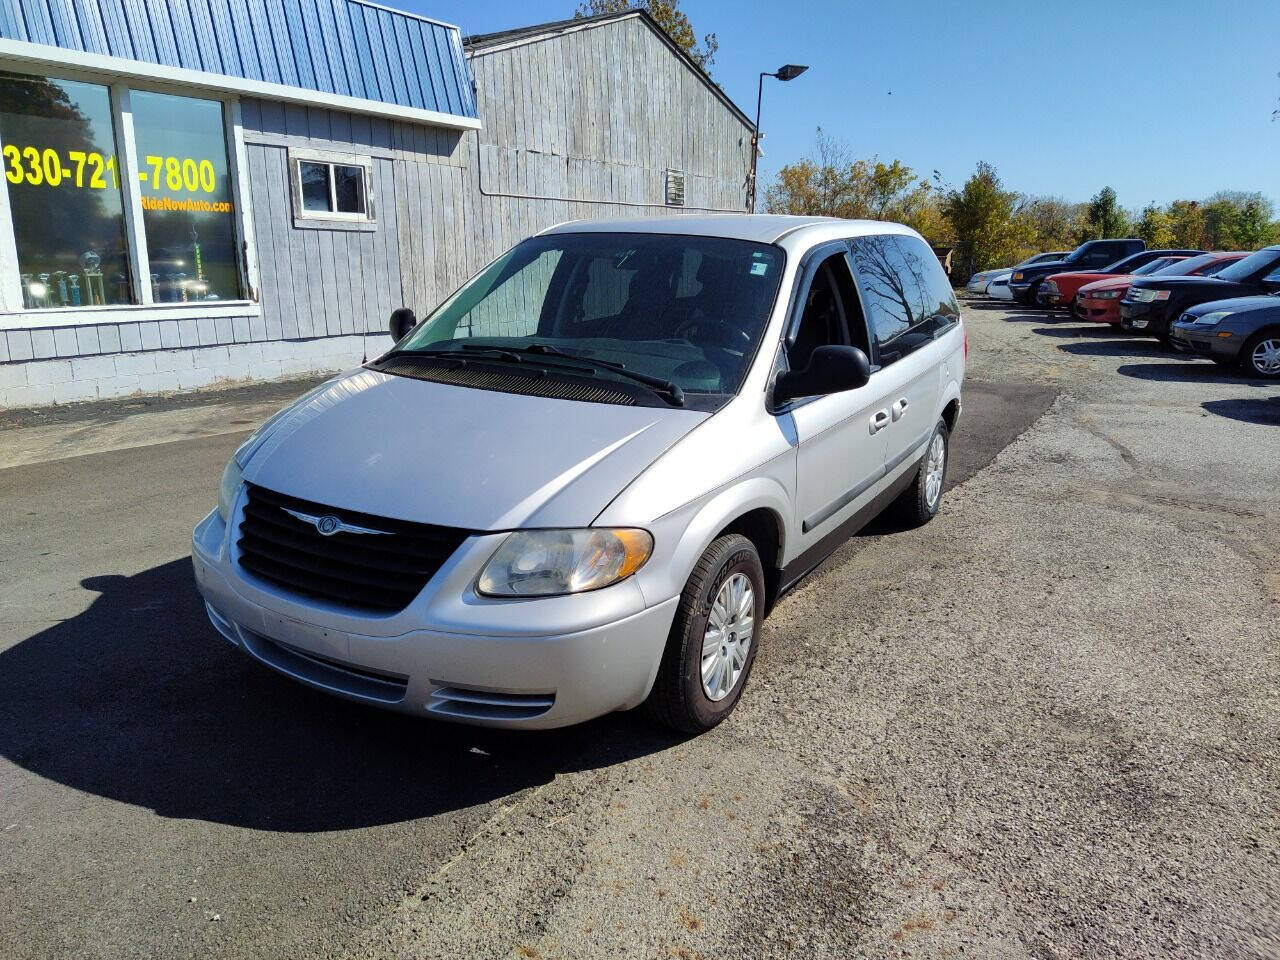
<box><xmin>1073</xmin><ymin>252</ymin><xmax>1248</xmax><ymax>325</ymax></box>
<box><xmin>1040</xmin><ymin>253</ymin><xmax>1193</xmax><ymax>309</ymax></box>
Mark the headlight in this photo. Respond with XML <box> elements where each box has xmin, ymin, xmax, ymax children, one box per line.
<box><xmin>1011</xmin><ymin>271</ymin><xmax>1024</xmax><ymax>281</ymax></box>
<box><xmin>1044</xmin><ymin>281</ymin><xmax>1059</xmax><ymax>293</ymax></box>
<box><xmin>218</xmin><ymin>457</ymin><xmax>243</xmax><ymax>522</ymax></box>
<box><xmin>1194</xmin><ymin>310</ymin><xmax>1232</xmax><ymax>326</ymax></box>
<box><xmin>1091</xmin><ymin>290</ymin><xmax>1120</xmax><ymax>300</ymax></box>
<box><xmin>477</xmin><ymin>528</ymin><xmax>653</xmax><ymax>597</ymax></box>
<box><xmin>1129</xmin><ymin>288</ymin><xmax>1167</xmax><ymax>303</ymax></box>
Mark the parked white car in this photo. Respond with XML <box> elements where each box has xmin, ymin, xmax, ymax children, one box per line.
<box><xmin>193</xmin><ymin>216</ymin><xmax>965</xmax><ymax>733</ymax></box>
<box><xmin>986</xmin><ymin>272</ymin><xmax>1015</xmax><ymax>300</ymax></box>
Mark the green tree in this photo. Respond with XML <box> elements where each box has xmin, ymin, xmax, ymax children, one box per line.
<box><xmin>1235</xmin><ymin>198</ymin><xmax>1277</xmax><ymax>248</ymax></box>
<box><xmin>941</xmin><ymin>162</ymin><xmax>1033</xmax><ymax>277</ymax></box>
<box><xmin>1082</xmin><ymin>186</ymin><xmax>1130</xmax><ymax>239</ymax></box>
<box><xmin>1134</xmin><ymin>203</ymin><xmax>1174</xmax><ymax>249</ymax></box>
<box><xmin>575</xmin><ymin>0</ymin><xmax>717</xmax><ymax>70</ymax></box>
<box><xmin>1201</xmin><ymin>191</ymin><xmax>1275</xmax><ymax>249</ymax></box>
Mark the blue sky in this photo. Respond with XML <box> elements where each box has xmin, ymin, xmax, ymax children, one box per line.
<box><xmin>408</xmin><ymin>0</ymin><xmax>1280</xmax><ymax>210</ymax></box>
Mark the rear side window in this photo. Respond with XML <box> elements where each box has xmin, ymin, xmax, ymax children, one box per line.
<box><xmin>848</xmin><ymin>234</ymin><xmax>957</xmax><ymax>366</ymax></box>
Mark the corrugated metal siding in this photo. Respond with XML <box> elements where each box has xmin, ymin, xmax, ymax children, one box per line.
<box><xmin>0</xmin><ymin>0</ymin><xmax>477</xmax><ymax>119</ymax></box>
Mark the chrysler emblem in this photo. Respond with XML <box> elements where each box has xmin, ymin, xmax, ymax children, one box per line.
<box><xmin>281</xmin><ymin>507</ymin><xmax>393</xmax><ymax>537</ymax></box>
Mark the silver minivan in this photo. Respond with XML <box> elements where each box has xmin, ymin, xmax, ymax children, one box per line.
<box><xmin>192</xmin><ymin>216</ymin><xmax>965</xmax><ymax>732</ymax></box>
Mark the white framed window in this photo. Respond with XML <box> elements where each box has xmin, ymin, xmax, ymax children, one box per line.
<box><xmin>289</xmin><ymin>148</ymin><xmax>375</xmax><ymax>226</ymax></box>
<box><xmin>0</xmin><ymin>63</ymin><xmax>259</xmax><ymax>328</ymax></box>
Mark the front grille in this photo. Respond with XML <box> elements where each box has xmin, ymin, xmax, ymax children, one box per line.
<box><xmin>236</xmin><ymin>484</ymin><xmax>473</xmax><ymax>613</ymax></box>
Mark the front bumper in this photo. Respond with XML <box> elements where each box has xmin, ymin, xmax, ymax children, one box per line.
<box><xmin>1118</xmin><ymin>300</ymin><xmax>1171</xmax><ymax>335</ymax></box>
<box><xmin>1074</xmin><ymin>295</ymin><xmax>1122</xmax><ymax>324</ymax></box>
<box><xmin>1168</xmin><ymin>324</ymin><xmax>1239</xmax><ymax>360</ymax></box>
<box><xmin>1007</xmin><ymin>281</ymin><xmax>1033</xmax><ymax>302</ymax></box>
<box><xmin>192</xmin><ymin>507</ymin><xmax>679</xmax><ymax>729</ymax></box>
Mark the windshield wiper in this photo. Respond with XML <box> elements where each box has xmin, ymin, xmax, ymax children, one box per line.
<box><xmin>513</xmin><ymin>343</ymin><xmax>685</xmax><ymax>406</ymax></box>
<box><xmin>388</xmin><ymin>342</ymin><xmax>685</xmax><ymax>406</ymax></box>
<box><xmin>392</xmin><ymin>344</ymin><xmax>526</xmax><ymax>364</ymax></box>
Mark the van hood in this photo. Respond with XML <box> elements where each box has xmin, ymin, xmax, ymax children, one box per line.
<box><xmin>241</xmin><ymin>369</ymin><xmax>709</xmax><ymax>530</ymax></box>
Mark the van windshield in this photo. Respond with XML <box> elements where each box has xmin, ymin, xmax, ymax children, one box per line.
<box><xmin>387</xmin><ymin>233</ymin><xmax>785</xmax><ymax>405</ymax></box>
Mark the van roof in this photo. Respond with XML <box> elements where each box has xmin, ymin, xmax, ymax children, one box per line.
<box><xmin>538</xmin><ymin>215</ymin><xmax>919</xmax><ymax>246</ymax></box>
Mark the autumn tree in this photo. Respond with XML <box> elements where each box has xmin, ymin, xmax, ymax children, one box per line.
<box><xmin>764</xmin><ymin>129</ymin><xmax>946</xmax><ymax>242</ymax></box>
<box><xmin>575</xmin><ymin>0</ymin><xmax>717</xmax><ymax>70</ymax></box>
<box><xmin>1166</xmin><ymin>200</ymin><xmax>1206</xmax><ymax>249</ymax></box>
<box><xmin>1017</xmin><ymin>196</ymin><xmax>1084</xmax><ymax>252</ymax></box>
<box><xmin>1134</xmin><ymin>203</ymin><xmax>1174</xmax><ymax>249</ymax></box>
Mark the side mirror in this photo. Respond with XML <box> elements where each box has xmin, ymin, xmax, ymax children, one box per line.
<box><xmin>774</xmin><ymin>345</ymin><xmax>871</xmax><ymax>406</ymax></box>
<box><xmin>389</xmin><ymin>307</ymin><xmax>417</xmax><ymax>343</ymax></box>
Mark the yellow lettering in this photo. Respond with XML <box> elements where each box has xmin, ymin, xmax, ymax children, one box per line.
<box><xmin>68</xmin><ymin>150</ymin><xmax>86</xmax><ymax>188</ymax></box>
<box><xmin>3</xmin><ymin>144</ymin><xmax>22</xmax><ymax>184</ymax></box>
<box><xmin>21</xmin><ymin>145</ymin><xmax>42</xmax><ymax>186</ymax></box>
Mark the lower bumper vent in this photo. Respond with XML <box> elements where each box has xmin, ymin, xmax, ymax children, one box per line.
<box><xmin>241</xmin><ymin>630</ymin><xmax>409</xmax><ymax>704</ymax></box>
<box><xmin>427</xmin><ymin>685</ymin><xmax>555</xmax><ymax>722</ymax></box>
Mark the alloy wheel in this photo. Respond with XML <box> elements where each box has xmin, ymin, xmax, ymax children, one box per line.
<box><xmin>925</xmin><ymin>432</ymin><xmax>946</xmax><ymax>508</ymax></box>
<box><xmin>700</xmin><ymin>573</ymin><xmax>755</xmax><ymax>702</ymax></box>
<box><xmin>1250</xmin><ymin>337</ymin><xmax>1280</xmax><ymax>376</ymax></box>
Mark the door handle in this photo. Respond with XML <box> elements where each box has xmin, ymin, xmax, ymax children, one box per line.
<box><xmin>891</xmin><ymin>397</ymin><xmax>909</xmax><ymax>421</ymax></box>
<box><xmin>870</xmin><ymin>410</ymin><xmax>890</xmax><ymax>434</ymax></box>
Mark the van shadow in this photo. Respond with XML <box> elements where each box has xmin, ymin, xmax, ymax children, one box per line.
<box><xmin>1202</xmin><ymin>397</ymin><xmax>1280</xmax><ymax>425</ymax></box>
<box><xmin>0</xmin><ymin>560</ymin><xmax>680</xmax><ymax>833</ymax></box>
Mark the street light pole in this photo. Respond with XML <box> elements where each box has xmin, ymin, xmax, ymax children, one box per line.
<box><xmin>749</xmin><ymin>63</ymin><xmax>808</xmax><ymax>213</ymax></box>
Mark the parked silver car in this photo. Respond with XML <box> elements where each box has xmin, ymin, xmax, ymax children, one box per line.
<box><xmin>967</xmin><ymin>252</ymin><xmax>1069</xmax><ymax>294</ymax></box>
<box><xmin>192</xmin><ymin>216</ymin><xmax>966</xmax><ymax>732</ymax></box>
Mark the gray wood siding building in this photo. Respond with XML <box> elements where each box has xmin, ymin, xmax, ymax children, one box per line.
<box><xmin>0</xmin><ymin>9</ymin><xmax>753</xmax><ymax>408</ymax></box>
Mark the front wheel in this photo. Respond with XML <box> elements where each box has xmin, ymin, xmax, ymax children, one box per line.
<box><xmin>644</xmin><ymin>534</ymin><xmax>765</xmax><ymax>734</ymax></box>
<box><xmin>1242</xmin><ymin>331</ymin><xmax>1280</xmax><ymax>379</ymax></box>
<box><xmin>891</xmin><ymin>418</ymin><xmax>950</xmax><ymax>526</ymax></box>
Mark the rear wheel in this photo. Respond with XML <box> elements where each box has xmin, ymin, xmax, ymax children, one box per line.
<box><xmin>644</xmin><ymin>534</ymin><xmax>765</xmax><ymax>734</ymax></box>
<box><xmin>891</xmin><ymin>418</ymin><xmax>950</xmax><ymax>526</ymax></box>
<box><xmin>1242</xmin><ymin>331</ymin><xmax>1280</xmax><ymax>379</ymax></box>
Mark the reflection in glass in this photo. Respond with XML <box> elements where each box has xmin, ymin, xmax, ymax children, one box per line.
<box><xmin>333</xmin><ymin>164</ymin><xmax>365</xmax><ymax>213</ymax></box>
<box><xmin>299</xmin><ymin>160</ymin><xmax>330</xmax><ymax>211</ymax></box>
<box><xmin>0</xmin><ymin>72</ymin><xmax>134</xmax><ymax>307</ymax></box>
<box><xmin>131</xmin><ymin>89</ymin><xmax>242</xmax><ymax>302</ymax></box>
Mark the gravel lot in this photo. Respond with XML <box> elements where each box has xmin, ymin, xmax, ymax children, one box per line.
<box><xmin>2</xmin><ymin>302</ymin><xmax>1277</xmax><ymax>959</ymax></box>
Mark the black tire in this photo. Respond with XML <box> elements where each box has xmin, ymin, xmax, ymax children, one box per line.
<box><xmin>891</xmin><ymin>418</ymin><xmax>950</xmax><ymax>527</ymax></box>
<box><xmin>1241</xmin><ymin>330</ymin><xmax>1280</xmax><ymax>380</ymax></box>
<box><xmin>644</xmin><ymin>534</ymin><xmax>765</xmax><ymax>734</ymax></box>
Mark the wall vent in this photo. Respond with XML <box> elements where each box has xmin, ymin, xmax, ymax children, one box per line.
<box><xmin>665</xmin><ymin>168</ymin><xmax>686</xmax><ymax>207</ymax></box>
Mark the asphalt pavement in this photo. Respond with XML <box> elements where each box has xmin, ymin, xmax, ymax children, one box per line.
<box><xmin>2</xmin><ymin>304</ymin><xmax>1276</xmax><ymax>959</ymax></box>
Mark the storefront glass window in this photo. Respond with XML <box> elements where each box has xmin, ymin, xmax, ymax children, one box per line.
<box><xmin>130</xmin><ymin>90</ymin><xmax>242</xmax><ymax>303</ymax></box>
<box><xmin>0</xmin><ymin>73</ymin><xmax>134</xmax><ymax>308</ymax></box>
